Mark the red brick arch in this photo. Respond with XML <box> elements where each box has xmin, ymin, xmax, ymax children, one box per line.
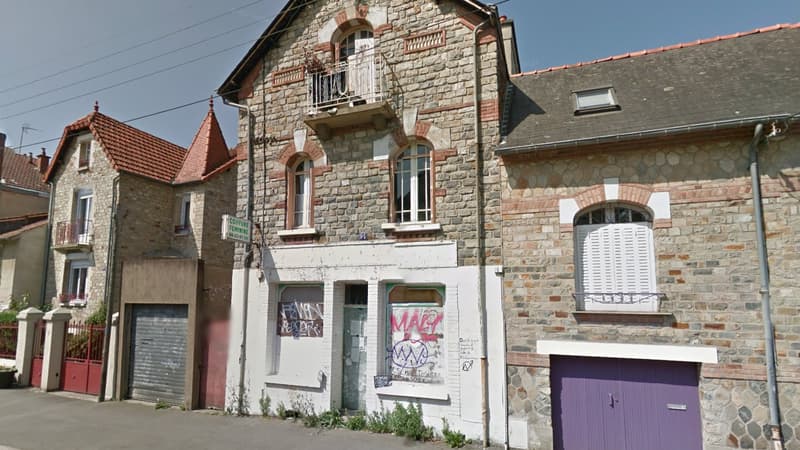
<box><xmin>277</xmin><ymin>140</ymin><xmax>325</xmax><ymax>167</ymax></box>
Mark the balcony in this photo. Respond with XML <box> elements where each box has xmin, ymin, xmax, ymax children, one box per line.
<box><xmin>54</xmin><ymin>220</ymin><xmax>93</xmax><ymax>252</ymax></box>
<box><xmin>572</xmin><ymin>292</ymin><xmax>666</xmax><ymax>313</ymax></box>
<box><xmin>304</xmin><ymin>51</ymin><xmax>396</xmax><ymax>139</ymax></box>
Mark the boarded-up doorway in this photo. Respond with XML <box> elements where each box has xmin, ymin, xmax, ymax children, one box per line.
<box><xmin>199</xmin><ymin>319</ymin><xmax>228</xmax><ymax>409</ymax></box>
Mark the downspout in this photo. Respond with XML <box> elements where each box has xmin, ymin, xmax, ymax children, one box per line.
<box><xmin>223</xmin><ymin>98</ymin><xmax>254</xmax><ymax>416</ymax></box>
<box><xmin>38</xmin><ymin>180</ymin><xmax>56</xmax><ymax>307</ymax></box>
<box><xmin>98</xmin><ymin>175</ymin><xmax>120</xmax><ymax>402</ymax></box>
<box><xmin>473</xmin><ymin>14</ymin><xmax>492</xmax><ymax>450</ymax></box>
<box><xmin>749</xmin><ymin>123</ymin><xmax>784</xmax><ymax>449</ymax></box>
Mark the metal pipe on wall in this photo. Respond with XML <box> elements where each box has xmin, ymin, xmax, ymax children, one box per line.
<box><xmin>98</xmin><ymin>176</ymin><xmax>120</xmax><ymax>402</ymax></box>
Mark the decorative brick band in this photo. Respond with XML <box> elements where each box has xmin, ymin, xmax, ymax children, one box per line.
<box><xmin>432</xmin><ymin>148</ymin><xmax>457</xmax><ymax>163</ymax></box>
<box><xmin>507</xmin><ymin>352</ymin><xmax>550</xmax><ymax>368</ymax></box>
<box><xmin>419</xmin><ymin>102</ymin><xmax>473</xmax><ymax>115</ymax></box>
<box><xmin>479</xmin><ymin>99</ymin><xmax>500</xmax><ymax>122</ymax></box>
<box><xmin>313</xmin><ymin>42</ymin><xmax>334</xmax><ymax>53</ymax></box>
<box><xmin>367</xmin><ymin>160</ymin><xmax>389</xmax><ymax>170</ymax></box>
<box><xmin>272</xmin><ymin>65</ymin><xmax>304</xmax><ymax>87</ymax></box>
<box><xmin>268</xmin><ymin>169</ymin><xmax>285</xmax><ymax>181</ymax></box>
<box><xmin>374</xmin><ymin>24</ymin><xmax>393</xmax><ymax>37</ymax></box>
<box><xmin>277</xmin><ymin>140</ymin><xmax>325</xmax><ymax>167</ymax></box>
<box><xmin>235</xmin><ymin>65</ymin><xmax>262</xmax><ymax>100</ymax></box>
<box><xmin>404</xmin><ymin>30</ymin><xmax>446</xmax><ymax>54</ymax></box>
<box><xmin>434</xmin><ymin>188</ymin><xmax>447</xmax><ymax>197</ymax></box>
<box><xmin>701</xmin><ymin>363</ymin><xmax>800</xmax><ymax>384</ymax></box>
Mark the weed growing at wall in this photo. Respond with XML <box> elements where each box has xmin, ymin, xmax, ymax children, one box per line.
<box><xmin>366</xmin><ymin>407</ymin><xmax>392</xmax><ymax>433</ymax></box>
<box><xmin>225</xmin><ymin>383</ymin><xmax>250</xmax><ymax>416</ymax></box>
<box><xmin>259</xmin><ymin>390</ymin><xmax>271</xmax><ymax>417</ymax></box>
<box><xmin>345</xmin><ymin>411</ymin><xmax>367</xmax><ymax>430</ymax></box>
<box><xmin>442</xmin><ymin>418</ymin><xmax>470</xmax><ymax>448</ymax></box>
<box><xmin>318</xmin><ymin>409</ymin><xmax>344</xmax><ymax>429</ymax></box>
<box><xmin>276</xmin><ymin>402</ymin><xmax>287</xmax><ymax>419</ymax></box>
<box><xmin>155</xmin><ymin>399</ymin><xmax>170</xmax><ymax>410</ymax></box>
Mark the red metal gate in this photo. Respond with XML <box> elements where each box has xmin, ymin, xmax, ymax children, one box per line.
<box><xmin>199</xmin><ymin>319</ymin><xmax>229</xmax><ymax>409</ymax></box>
<box><xmin>31</xmin><ymin>321</ymin><xmax>45</xmax><ymax>388</ymax></box>
<box><xmin>61</xmin><ymin>322</ymin><xmax>104</xmax><ymax>395</ymax></box>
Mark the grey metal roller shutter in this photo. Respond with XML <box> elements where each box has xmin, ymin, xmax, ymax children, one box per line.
<box><xmin>129</xmin><ymin>304</ymin><xmax>188</xmax><ymax>405</ymax></box>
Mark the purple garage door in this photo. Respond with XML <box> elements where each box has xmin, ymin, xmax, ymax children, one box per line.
<box><xmin>551</xmin><ymin>356</ymin><xmax>702</xmax><ymax>450</ymax></box>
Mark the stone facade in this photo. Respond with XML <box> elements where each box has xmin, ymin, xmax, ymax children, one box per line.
<box><xmin>501</xmin><ymin>133</ymin><xmax>800</xmax><ymax>448</ymax></box>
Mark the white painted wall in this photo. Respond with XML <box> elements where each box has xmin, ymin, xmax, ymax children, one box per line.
<box><xmin>227</xmin><ymin>240</ymin><xmax>506</xmax><ymax>443</ymax></box>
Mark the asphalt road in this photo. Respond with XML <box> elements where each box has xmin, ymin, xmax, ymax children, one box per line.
<box><xmin>0</xmin><ymin>389</ymin><xmax>452</xmax><ymax>450</ymax></box>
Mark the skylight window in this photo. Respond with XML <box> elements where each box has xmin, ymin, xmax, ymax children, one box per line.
<box><xmin>574</xmin><ymin>87</ymin><xmax>620</xmax><ymax>115</ymax></box>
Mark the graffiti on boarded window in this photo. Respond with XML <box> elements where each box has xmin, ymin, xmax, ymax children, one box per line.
<box><xmin>389</xmin><ymin>307</ymin><xmax>444</xmax><ymax>384</ymax></box>
<box><xmin>277</xmin><ymin>301</ymin><xmax>324</xmax><ymax>337</ymax></box>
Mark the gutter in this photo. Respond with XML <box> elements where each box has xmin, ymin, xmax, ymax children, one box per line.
<box><xmin>222</xmin><ymin>99</ymin><xmax>254</xmax><ymax>416</ymax></box>
<box><xmin>473</xmin><ymin>14</ymin><xmax>493</xmax><ymax>450</ymax></box>
<box><xmin>0</xmin><ymin>183</ymin><xmax>50</xmax><ymax>197</ymax></box>
<box><xmin>98</xmin><ymin>175</ymin><xmax>120</xmax><ymax>402</ymax></box>
<box><xmin>497</xmin><ymin>114</ymin><xmax>798</xmax><ymax>155</ymax></box>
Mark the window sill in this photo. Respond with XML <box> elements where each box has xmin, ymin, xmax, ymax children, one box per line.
<box><xmin>572</xmin><ymin>310</ymin><xmax>675</xmax><ymax>326</ymax></box>
<box><xmin>174</xmin><ymin>228</ymin><xmax>191</xmax><ymax>236</ymax></box>
<box><xmin>264</xmin><ymin>372</ymin><xmax>322</xmax><ymax>389</ymax></box>
<box><xmin>381</xmin><ymin>222</ymin><xmax>441</xmax><ymax>233</ymax></box>
<box><xmin>375</xmin><ymin>382</ymin><xmax>449</xmax><ymax>401</ymax></box>
<box><xmin>277</xmin><ymin>227</ymin><xmax>319</xmax><ymax>238</ymax></box>
<box><xmin>77</xmin><ymin>165</ymin><xmax>90</xmax><ymax>172</ymax></box>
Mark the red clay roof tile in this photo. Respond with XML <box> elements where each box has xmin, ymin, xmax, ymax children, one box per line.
<box><xmin>174</xmin><ymin>98</ymin><xmax>232</xmax><ymax>184</ymax></box>
<box><xmin>1</xmin><ymin>147</ymin><xmax>50</xmax><ymax>193</ymax></box>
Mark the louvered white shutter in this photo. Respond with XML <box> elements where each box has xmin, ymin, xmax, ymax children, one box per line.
<box><xmin>575</xmin><ymin>223</ymin><xmax>656</xmax><ymax>312</ymax></box>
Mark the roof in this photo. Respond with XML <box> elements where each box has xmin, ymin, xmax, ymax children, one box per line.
<box><xmin>174</xmin><ymin>99</ymin><xmax>237</xmax><ymax>184</ymax></box>
<box><xmin>218</xmin><ymin>0</ymin><xmax>492</xmax><ymax>100</ymax></box>
<box><xmin>1</xmin><ymin>147</ymin><xmax>50</xmax><ymax>193</ymax></box>
<box><xmin>45</xmin><ymin>109</ymin><xmax>187</xmax><ymax>183</ymax></box>
<box><xmin>499</xmin><ymin>23</ymin><xmax>800</xmax><ymax>154</ymax></box>
<box><xmin>0</xmin><ymin>213</ymin><xmax>47</xmax><ymax>235</ymax></box>
<box><xmin>0</xmin><ymin>217</ymin><xmax>47</xmax><ymax>240</ymax></box>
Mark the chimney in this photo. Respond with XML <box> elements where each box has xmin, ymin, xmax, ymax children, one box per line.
<box><xmin>37</xmin><ymin>148</ymin><xmax>50</xmax><ymax>174</ymax></box>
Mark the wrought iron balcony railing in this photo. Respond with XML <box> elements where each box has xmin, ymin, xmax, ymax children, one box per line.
<box><xmin>306</xmin><ymin>51</ymin><xmax>389</xmax><ymax>115</ymax></box>
<box><xmin>572</xmin><ymin>292</ymin><xmax>666</xmax><ymax>312</ymax></box>
<box><xmin>54</xmin><ymin>220</ymin><xmax>93</xmax><ymax>248</ymax></box>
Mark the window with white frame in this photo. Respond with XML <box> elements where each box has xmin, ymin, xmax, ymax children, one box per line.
<box><xmin>74</xmin><ymin>190</ymin><xmax>93</xmax><ymax>244</ymax></box>
<box><xmin>63</xmin><ymin>259</ymin><xmax>90</xmax><ymax>305</ymax></box>
<box><xmin>77</xmin><ymin>140</ymin><xmax>91</xmax><ymax>169</ymax></box>
<box><xmin>574</xmin><ymin>204</ymin><xmax>659</xmax><ymax>312</ymax></box>
<box><xmin>573</xmin><ymin>87</ymin><xmax>620</xmax><ymax>115</ymax></box>
<box><xmin>175</xmin><ymin>194</ymin><xmax>191</xmax><ymax>234</ymax></box>
<box><xmin>386</xmin><ymin>285</ymin><xmax>444</xmax><ymax>385</ymax></box>
<box><xmin>393</xmin><ymin>144</ymin><xmax>432</xmax><ymax>223</ymax></box>
<box><xmin>289</xmin><ymin>159</ymin><xmax>313</xmax><ymax>229</ymax></box>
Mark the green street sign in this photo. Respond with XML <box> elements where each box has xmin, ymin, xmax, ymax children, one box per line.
<box><xmin>221</xmin><ymin>214</ymin><xmax>251</xmax><ymax>243</ymax></box>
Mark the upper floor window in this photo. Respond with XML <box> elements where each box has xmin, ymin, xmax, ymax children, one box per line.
<box><xmin>78</xmin><ymin>141</ymin><xmax>91</xmax><ymax>169</ymax></box>
<box><xmin>289</xmin><ymin>159</ymin><xmax>313</xmax><ymax>229</ymax></box>
<box><xmin>74</xmin><ymin>190</ymin><xmax>93</xmax><ymax>243</ymax></box>
<box><xmin>574</xmin><ymin>204</ymin><xmax>659</xmax><ymax>312</ymax></box>
<box><xmin>339</xmin><ymin>29</ymin><xmax>374</xmax><ymax>62</ymax></box>
<box><xmin>175</xmin><ymin>193</ymin><xmax>191</xmax><ymax>234</ymax></box>
<box><xmin>393</xmin><ymin>144</ymin><xmax>431</xmax><ymax>223</ymax></box>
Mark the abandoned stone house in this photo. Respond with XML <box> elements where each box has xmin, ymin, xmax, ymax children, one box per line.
<box><xmin>499</xmin><ymin>24</ymin><xmax>800</xmax><ymax>450</ymax></box>
<box><xmin>43</xmin><ymin>101</ymin><xmax>237</xmax><ymax>409</ymax></box>
<box><xmin>218</xmin><ymin>0</ymin><xmax>519</xmax><ymax>442</ymax></box>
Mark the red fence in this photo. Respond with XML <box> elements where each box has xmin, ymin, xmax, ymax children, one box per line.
<box><xmin>61</xmin><ymin>322</ymin><xmax>105</xmax><ymax>395</ymax></box>
<box><xmin>31</xmin><ymin>322</ymin><xmax>45</xmax><ymax>388</ymax></box>
<box><xmin>0</xmin><ymin>323</ymin><xmax>18</xmax><ymax>359</ymax></box>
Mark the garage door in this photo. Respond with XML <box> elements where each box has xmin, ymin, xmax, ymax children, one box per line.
<box><xmin>551</xmin><ymin>356</ymin><xmax>702</xmax><ymax>450</ymax></box>
<box><xmin>128</xmin><ymin>305</ymin><xmax>188</xmax><ymax>405</ymax></box>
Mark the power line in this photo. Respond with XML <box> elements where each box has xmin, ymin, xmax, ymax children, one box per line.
<box><xmin>0</xmin><ymin>19</ymin><xmax>265</xmax><ymax>109</ymax></box>
<box><xmin>0</xmin><ymin>0</ymin><xmax>269</xmax><ymax>95</ymax></box>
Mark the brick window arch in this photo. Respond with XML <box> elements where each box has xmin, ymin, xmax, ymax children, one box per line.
<box><xmin>573</xmin><ymin>203</ymin><xmax>659</xmax><ymax>312</ymax></box>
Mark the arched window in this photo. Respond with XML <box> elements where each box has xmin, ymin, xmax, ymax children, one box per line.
<box><xmin>393</xmin><ymin>143</ymin><xmax>432</xmax><ymax>223</ymax></box>
<box><xmin>574</xmin><ymin>204</ymin><xmax>658</xmax><ymax>312</ymax></box>
<box><xmin>339</xmin><ymin>29</ymin><xmax>375</xmax><ymax>102</ymax></box>
<box><xmin>288</xmin><ymin>158</ymin><xmax>313</xmax><ymax>229</ymax></box>
<box><xmin>339</xmin><ymin>29</ymin><xmax>374</xmax><ymax>63</ymax></box>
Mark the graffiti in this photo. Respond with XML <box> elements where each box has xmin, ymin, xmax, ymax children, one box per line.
<box><xmin>277</xmin><ymin>301</ymin><xmax>324</xmax><ymax>337</ymax></box>
<box><xmin>390</xmin><ymin>308</ymin><xmax>443</xmax><ymax>342</ymax></box>
<box><xmin>461</xmin><ymin>359</ymin><xmax>474</xmax><ymax>372</ymax></box>
<box><xmin>391</xmin><ymin>339</ymin><xmax>429</xmax><ymax>369</ymax></box>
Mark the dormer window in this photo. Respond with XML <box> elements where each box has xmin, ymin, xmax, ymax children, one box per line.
<box><xmin>574</xmin><ymin>87</ymin><xmax>620</xmax><ymax>115</ymax></box>
<box><xmin>78</xmin><ymin>141</ymin><xmax>91</xmax><ymax>169</ymax></box>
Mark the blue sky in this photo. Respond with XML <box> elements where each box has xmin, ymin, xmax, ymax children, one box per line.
<box><xmin>0</xmin><ymin>0</ymin><xmax>797</xmax><ymax>155</ymax></box>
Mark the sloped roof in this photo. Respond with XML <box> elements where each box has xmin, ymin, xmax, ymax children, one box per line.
<box><xmin>499</xmin><ymin>23</ymin><xmax>800</xmax><ymax>154</ymax></box>
<box><xmin>218</xmin><ymin>0</ymin><xmax>492</xmax><ymax>100</ymax></box>
<box><xmin>45</xmin><ymin>109</ymin><xmax>188</xmax><ymax>183</ymax></box>
<box><xmin>175</xmin><ymin>99</ymin><xmax>236</xmax><ymax>184</ymax></box>
<box><xmin>0</xmin><ymin>217</ymin><xmax>47</xmax><ymax>240</ymax></box>
<box><xmin>1</xmin><ymin>147</ymin><xmax>50</xmax><ymax>193</ymax></box>
<box><xmin>0</xmin><ymin>213</ymin><xmax>47</xmax><ymax>235</ymax></box>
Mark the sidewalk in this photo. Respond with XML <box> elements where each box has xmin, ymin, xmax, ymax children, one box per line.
<box><xmin>0</xmin><ymin>389</ymin><xmax>452</xmax><ymax>450</ymax></box>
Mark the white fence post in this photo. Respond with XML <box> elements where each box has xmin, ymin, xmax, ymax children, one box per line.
<box><xmin>14</xmin><ymin>307</ymin><xmax>44</xmax><ymax>386</ymax></box>
<box><xmin>41</xmin><ymin>307</ymin><xmax>72</xmax><ymax>391</ymax></box>
<box><xmin>104</xmin><ymin>312</ymin><xmax>119</xmax><ymax>400</ymax></box>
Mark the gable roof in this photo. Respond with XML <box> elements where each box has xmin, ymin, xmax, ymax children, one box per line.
<box><xmin>1</xmin><ymin>147</ymin><xmax>50</xmax><ymax>194</ymax></box>
<box><xmin>499</xmin><ymin>23</ymin><xmax>800</xmax><ymax>155</ymax></box>
<box><xmin>45</xmin><ymin>109</ymin><xmax>188</xmax><ymax>183</ymax></box>
<box><xmin>218</xmin><ymin>0</ymin><xmax>493</xmax><ymax>100</ymax></box>
<box><xmin>174</xmin><ymin>99</ymin><xmax>237</xmax><ymax>184</ymax></box>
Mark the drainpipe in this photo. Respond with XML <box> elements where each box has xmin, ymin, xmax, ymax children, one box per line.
<box><xmin>473</xmin><ymin>14</ymin><xmax>493</xmax><ymax>449</ymax></box>
<box><xmin>222</xmin><ymin>98</ymin><xmax>254</xmax><ymax>416</ymax></box>
<box><xmin>98</xmin><ymin>175</ymin><xmax>120</xmax><ymax>402</ymax></box>
<box><xmin>38</xmin><ymin>180</ymin><xmax>56</xmax><ymax>308</ymax></box>
<box><xmin>749</xmin><ymin>123</ymin><xmax>784</xmax><ymax>449</ymax></box>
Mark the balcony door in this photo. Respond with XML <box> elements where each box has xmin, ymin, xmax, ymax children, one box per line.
<box><xmin>75</xmin><ymin>191</ymin><xmax>93</xmax><ymax>244</ymax></box>
<box><xmin>341</xmin><ymin>30</ymin><xmax>375</xmax><ymax>101</ymax></box>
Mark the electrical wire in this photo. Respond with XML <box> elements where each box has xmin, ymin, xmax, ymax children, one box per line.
<box><xmin>0</xmin><ymin>0</ymin><xmax>270</xmax><ymax>95</ymax></box>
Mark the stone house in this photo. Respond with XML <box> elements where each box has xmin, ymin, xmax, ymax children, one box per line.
<box><xmin>498</xmin><ymin>24</ymin><xmax>800</xmax><ymax>449</ymax></box>
<box><xmin>218</xmin><ymin>0</ymin><xmax>517</xmax><ymax>441</ymax></box>
<box><xmin>43</xmin><ymin>101</ymin><xmax>237</xmax><ymax>409</ymax></box>
<box><xmin>0</xmin><ymin>135</ymin><xmax>50</xmax><ymax>308</ymax></box>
